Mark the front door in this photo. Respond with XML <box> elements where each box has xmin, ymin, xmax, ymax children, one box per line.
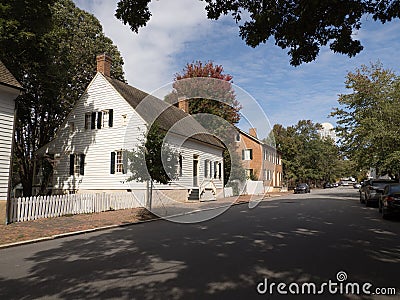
<box><xmin>193</xmin><ymin>155</ymin><xmax>199</xmax><ymax>187</ymax></box>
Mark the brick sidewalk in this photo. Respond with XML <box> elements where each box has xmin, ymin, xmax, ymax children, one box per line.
<box><xmin>0</xmin><ymin>193</ymin><xmax>288</xmax><ymax>247</ymax></box>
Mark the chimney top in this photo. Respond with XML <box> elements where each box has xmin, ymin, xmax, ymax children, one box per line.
<box><xmin>249</xmin><ymin>128</ymin><xmax>257</xmax><ymax>138</ymax></box>
<box><xmin>177</xmin><ymin>96</ymin><xmax>189</xmax><ymax>113</ymax></box>
<box><xmin>96</xmin><ymin>53</ymin><xmax>112</xmax><ymax>77</ymax></box>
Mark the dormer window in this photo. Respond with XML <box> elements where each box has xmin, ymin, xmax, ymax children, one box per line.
<box><xmin>235</xmin><ymin>133</ymin><xmax>240</xmax><ymax>142</ymax></box>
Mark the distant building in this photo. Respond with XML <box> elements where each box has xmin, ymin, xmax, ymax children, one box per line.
<box><xmin>235</xmin><ymin>128</ymin><xmax>283</xmax><ymax>192</ymax></box>
<box><xmin>319</xmin><ymin>122</ymin><xmax>337</xmax><ymax>141</ymax></box>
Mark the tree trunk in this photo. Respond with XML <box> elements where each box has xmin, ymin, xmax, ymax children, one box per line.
<box><xmin>145</xmin><ymin>180</ymin><xmax>153</xmax><ymax>210</ymax></box>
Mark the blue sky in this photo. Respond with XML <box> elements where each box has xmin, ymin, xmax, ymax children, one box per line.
<box><xmin>74</xmin><ymin>0</ymin><xmax>400</xmax><ymax>138</ymax></box>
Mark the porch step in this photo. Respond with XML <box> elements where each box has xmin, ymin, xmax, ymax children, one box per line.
<box><xmin>200</xmin><ymin>189</ymin><xmax>216</xmax><ymax>202</ymax></box>
<box><xmin>188</xmin><ymin>188</ymin><xmax>199</xmax><ymax>201</ymax></box>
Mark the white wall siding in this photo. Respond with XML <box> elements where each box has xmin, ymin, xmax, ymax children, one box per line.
<box><xmin>0</xmin><ymin>89</ymin><xmax>16</xmax><ymax>200</ymax></box>
<box><xmin>153</xmin><ymin>134</ymin><xmax>224</xmax><ymax>190</ymax></box>
<box><xmin>37</xmin><ymin>73</ymin><xmax>225</xmax><ymax>200</ymax></box>
<box><xmin>43</xmin><ymin>74</ymin><xmax>147</xmax><ymax>192</ymax></box>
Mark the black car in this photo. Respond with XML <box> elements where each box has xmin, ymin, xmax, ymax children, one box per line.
<box><xmin>379</xmin><ymin>183</ymin><xmax>400</xmax><ymax>219</ymax></box>
<box><xmin>294</xmin><ymin>183</ymin><xmax>310</xmax><ymax>194</ymax></box>
<box><xmin>359</xmin><ymin>179</ymin><xmax>397</xmax><ymax>206</ymax></box>
<box><xmin>323</xmin><ymin>182</ymin><xmax>333</xmax><ymax>189</ymax></box>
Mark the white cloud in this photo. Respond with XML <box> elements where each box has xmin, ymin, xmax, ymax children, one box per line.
<box><xmin>74</xmin><ymin>0</ymin><xmax>211</xmax><ymax>93</ymax></box>
<box><xmin>73</xmin><ymin>1</ymin><xmax>400</xmax><ymax>128</ymax></box>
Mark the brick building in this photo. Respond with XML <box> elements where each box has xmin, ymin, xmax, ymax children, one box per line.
<box><xmin>235</xmin><ymin>128</ymin><xmax>283</xmax><ymax>192</ymax></box>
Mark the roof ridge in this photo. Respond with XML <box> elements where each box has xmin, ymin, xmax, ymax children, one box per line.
<box><xmin>104</xmin><ymin>76</ymin><xmax>224</xmax><ymax>149</ymax></box>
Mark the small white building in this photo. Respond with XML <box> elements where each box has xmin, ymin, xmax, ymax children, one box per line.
<box><xmin>34</xmin><ymin>54</ymin><xmax>225</xmax><ymax>203</ymax></box>
<box><xmin>319</xmin><ymin>122</ymin><xmax>337</xmax><ymax>141</ymax></box>
<box><xmin>0</xmin><ymin>61</ymin><xmax>22</xmax><ymax>223</ymax></box>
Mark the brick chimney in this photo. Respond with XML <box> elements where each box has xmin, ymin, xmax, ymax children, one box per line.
<box><xmin>177</xmin><ymin>96</ymin><xmax>189</xmax><ymax>113</ymax></box>
<box><xmin>96</xmin><ymin>53</ymin><xmax>112</xmax><ymax>77</ymax></box>
<box><xmin>249</xmin><ymin>128</ymin><xmax>257</xmax><ymax>138</ymax></box>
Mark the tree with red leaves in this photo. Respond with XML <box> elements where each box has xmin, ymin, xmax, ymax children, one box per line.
<box><xmin>166</xmin><ymin>61</ymin><xmax>246</xmax><ymax>187</ymax></box>
<box><xmin>166</xmin><ymin>61</ymin><xmax>242</xmax><ymax>125</ymax></box>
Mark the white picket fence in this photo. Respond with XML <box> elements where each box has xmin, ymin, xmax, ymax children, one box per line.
<box><xmin>8</xmin><ymin>193</ymin><xmax>144</xmax><ymax>223</ymax></box>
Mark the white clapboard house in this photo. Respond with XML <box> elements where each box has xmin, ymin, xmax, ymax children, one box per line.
<box><xmin>34</xmin><ymin>54</ymin><xmax>225</xmax><ymax>204</ymax></box>
<box><xmin>0</xmin><ymin>60</ymin><xmax>23</xmax><ymax>223</ymax></box>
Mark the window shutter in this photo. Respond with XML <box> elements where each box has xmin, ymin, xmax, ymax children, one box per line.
<box><xmin>110</xmin><ymin>152</ymin><xmax>116</xmax><ymax>174</ymax></box>
<box><xmin>91</xmin><ymin>112</ymin><xmax>96</xmax><ymax>129</ymax></box>
<box><xmin>242</xmin><ymin>150</ymin><xmax>245</xmax><ymax>160</ymax></box>
<box><xmin>250</xmin><ymin>149</ymin><xmax>253</xmax><ymax>160</ymax></box>
<box><xmin>204</xmin><ymin>160</ymin><xmax>208</xmax><ymax>178</ymax></box>
<box><xmin>122</xmin><ymin>150</ymin><xmax>128</xmax><ymax>174</ymax></box>
<box><xmin>179</xmin><ymin>155</ymin><xmax>183</xmax><ymax>176</ymax></box>
<box><xmin>109</xmin><ymin>109</ymin><xmax>113</xmax><ymax>127</ymax></box>
<box><xmin>80</xmin><ymin>154</ymin><xmax>85</xmax><ymax>175</ymax></box>
<box><xmin>69</xmin><ymin>154</ymin><xmax>75</xmax><ymax>176</ymax></box>
<box><xmin>97</xmin><ymin>111</ymin><xmax>102</xmax><ymax>129</ymax></box>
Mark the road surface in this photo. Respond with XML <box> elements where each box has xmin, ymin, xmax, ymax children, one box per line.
<box><xmin>0</xmin><ymin>187</ymin><xmax>399</xmax><ymax>299</ymax></box>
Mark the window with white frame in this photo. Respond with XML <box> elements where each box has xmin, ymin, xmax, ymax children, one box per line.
<box><xmin>74</xmin><ymin>154</ymin><xmax>80</xmax><ymax>175</ymax></box>
<box><xmin>102</xmin><ymin>110</ymin><xmax>109</xmax><ymax>128</ymax></box>
<box><xmin>116</xmin><ymin>150</ymin><xmax>124</xmax><ymax>173</ymax></box>
<box><xmin>110</xmin><ymin>150</ymin><xmax>126</xmax><ymax>174</ymax></box>
<box><xmin>242</xmin><ymin>149</ymin><xmax>253</xmax><ymax>160</ymax></box>
<box><xmin>204</xmin><ymin>159</ymin><xmax>209</xmax><ymax>178</ymax></box>
<box><xmin>85</xmin><ymin>113</ymin><xmax>91</xmax><ymax>130</ymax></box>
<box><xmin>266</xmin><ymin>169</ymin><xmax>272</xmax><ymax>181</ymax></box>
<box><xmin>69</xmin><ymin>154</ymin><xmax>85</xmax><ymax>176</ymax></box>
<box><xmin>85</xmin><ymin>109</ymin><xmax>114</xmax><ymax>130</ymax></box>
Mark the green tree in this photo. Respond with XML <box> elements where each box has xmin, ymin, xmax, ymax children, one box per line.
<box><xmin>332</xmin><ymin>62</ymin><xmax>400</xmax><ymax>179</ymax></box>
<box><xmin>114</xmin><ymin>0</ymin><xmax>399</xmax><ymax>66</ymax></box>
<box><xmin>273</xmin><ymin>120</ymin><xmax>344</xmax><ymax>187</ymax></box>
<box><xmin>127</xmin><ymin>123</ymin><xmax>179</xmax><ymax>208</ymax></box>
<box><xmin>0</xmin><ymin>0</ymin><xmax>125</xmax><ymax>195</ymax></box>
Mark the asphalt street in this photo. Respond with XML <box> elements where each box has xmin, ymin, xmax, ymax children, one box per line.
<box><xmin>0</xmin><ymin>187</ymin><xmax>399</xmax><ymax>300</ymax></box>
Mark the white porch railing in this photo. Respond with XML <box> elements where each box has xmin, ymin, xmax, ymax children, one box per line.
<box><xmin>8</xmin><ymin>192</ymin><xmax>144</xmax><ymax>223</ymax></box>
<box><xmin>199</xmin><ymin>179</ymin><xmax>217</xmax><ymax>200</ymax></box>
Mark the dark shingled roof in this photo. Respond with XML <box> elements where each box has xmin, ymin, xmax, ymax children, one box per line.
<box><xmin>0</xmin><ymin>60</ymin><xmax>22</xmax><ymax>90</ymax></box>
<box><xmin>105</xmin><ymin>76</ymin><xmax>224</xmax><ymax>149</ymax></box>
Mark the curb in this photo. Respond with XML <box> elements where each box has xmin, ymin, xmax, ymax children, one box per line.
<box><xmin>0</xmin><ymin>213</ymin><xmax>161</xmax><ymax>250</ymax></box>
<box><xmin>0</xmin><ymin>195</ymin><xmax>282</xmax><ymax>250</ymax></box>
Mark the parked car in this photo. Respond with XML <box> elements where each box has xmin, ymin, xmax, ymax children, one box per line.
<box><xmin>359</xmin><ymin>179</ymin><xmax>397</xmax><ymax>206</ymax></box>
<box><xmin>294</xmin><ymin>183</ymin><xmax>310</xmax><ymax>194</ymax></box>
<box><xmin>323</xmin><ymin>182</ymin><xmax>333</xmax><ymax>189</ymax></box>
<box><xmin>353</xmin><ymin>182</ymin><xmax>361</xmax><ymax>189</ymax></box>
<box><xmin>379</xmin><ymin>183</ymin><xmax>400</xmax><ymax>219</ymax></box>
